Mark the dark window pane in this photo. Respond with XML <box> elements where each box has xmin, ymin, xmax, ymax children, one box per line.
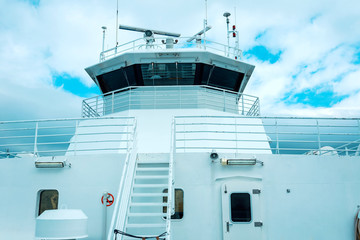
<box><xmin>38</xmin><ymin>190</ymin><xmax>59</xmax><ymax>216</ymax></box>
<box><xmin>163</xmin><ymin>188</ymin><xmax>184</xmax><ymax>219</ymax></box>
<box><xmin>231</xmin><ymin>193</ymin><xmax>251</xmax><ymax>222</ymax></box>
<box><xmin>97</xmin><ymin>68</ymin><xmax>128</xmax><ymax>93</ymax></box>
<box><xmin>141</xmin><ymin>63</ymin><xmax>195</xmax><ymax>86</ymax></box>
<box><xmin>198</xmin><ymin>64</ymin><xmax>245</xmax><ymax>92</ymax></box>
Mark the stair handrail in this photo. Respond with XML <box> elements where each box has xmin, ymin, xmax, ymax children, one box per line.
<box><xmin>166</xmin><ymin>118</ymin><xmax>176</xmax><ymax>240</ymax></box>
<box><xmin>107</xmin><ymin>119</ymin><xmax>138</xmax><ymax>240</ymax></box>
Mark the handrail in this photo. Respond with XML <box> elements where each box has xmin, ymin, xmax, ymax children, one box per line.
<box><xmin>0</xmin><ymin>117</ymin><xmax>135</xmax><ymax>158</ymax></box>
<box><xmin>166</xmin><ymin>118</ymin><xmax>176</xmax><ymax>240</ymax></box>
<box><xmin>82</xmin><ymin>85</ymin><xmax>260</xmax><ymax>118</ymax></box>
<box><xmin>173</xmin><ymin>116</ymin><xmax>360</xmax><ymax>156</ymax></box>
<box><xmin>99</xmin><ymin>37</ymin><xmax>242</xmax><ymax>62</ymax></box>
<box><xmin>107</xmin><ymin>120</ymin><xmax>138</xmax><ymax>240</ymax></box>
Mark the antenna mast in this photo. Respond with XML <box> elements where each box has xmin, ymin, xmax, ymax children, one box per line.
<box><xmin>102</xmin><ymin>26</ymin><xmax>107</xmax><ymax>52</ymax></box>
<box><xmin>223</xmin><ymin>12</ymin><xmax>231</xmax><ymax>56</ymax></box>
<box><xmin>203</xmin><ymin>0</ymin><xmax>208</xmax><ymax>44</ymax></box>
<box><xmin>116</xmin><ymin>0</ymin><xmax>119</xmax><ymax>47</ymax></box>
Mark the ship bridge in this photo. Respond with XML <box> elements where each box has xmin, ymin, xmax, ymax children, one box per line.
<box><xmin>84</xmin><ymin>37</ymin><xmax>259</xmax><ymax>117</ymax></box>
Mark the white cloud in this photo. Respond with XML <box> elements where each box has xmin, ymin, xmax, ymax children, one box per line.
<box><xmin>0</xmin><ymin>0</ymin><xmax>359</xmax><ymax>121</ymax></box>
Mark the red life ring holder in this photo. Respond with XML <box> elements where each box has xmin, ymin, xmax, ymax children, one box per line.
<box><xmin>101</xmin><ymin>193</ymin><xmax>114</xmax><ymax>207</ymax></box>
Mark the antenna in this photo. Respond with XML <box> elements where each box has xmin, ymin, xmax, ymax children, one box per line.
<box><xmin>234</xmin><ymin>6</ymin><xmax>237</xmax><ymax>25</ymax></box>
<box><xmin>119</xmin><ymin>25</ymin><xmax>181</xmax><ymax>37</ymax></box>
<box><xmin>234</xmin><ymin>7</ymin><xmax>240</xmax><ymax>58</ymax></box>
<box><xmin>186</xmin><ymin>26</ymin><xmax>212</xmax><ymax>42</ymax></box>
<box><xmin>223</xmin><ymin>12</ymin><xmax>231</xmax><ymax>56</ymax></box>
<box><xmin>116</xmin><ymin>0</ymin><xmax>119</xmax><ymax>47</ymax></box>
<box><xmin>204</xmin><ymin>0</ymin><xmax>208</xmax><ymax>41</ymax></box>
<box><xmin>101</xmin><ymin>26</ymin><xmax>107</xmax><ymax>52</ymax></box>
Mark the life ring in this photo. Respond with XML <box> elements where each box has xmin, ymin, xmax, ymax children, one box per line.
<box><xmin>355</xmin><ymin>208</ymin><xmax>360</xmax><ymax>240</ymax></box>
<box><xmin>101</xmin><ymin>193</ymin><xmax>114</xmax><ymax>207</ymax></box>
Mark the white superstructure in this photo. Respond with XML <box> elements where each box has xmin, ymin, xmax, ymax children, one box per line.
<box><xmin>1</xmin><ymin>24</ymin><xmax>360</xmax><ymax>240</ymax></box>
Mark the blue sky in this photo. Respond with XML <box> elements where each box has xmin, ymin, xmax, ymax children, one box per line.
<box><xmin>1</xmin><ymin>0</ymin><xmax>360</xmax><ymax>120</ymax></box>
<box><xmin>53</xmin><ymin>72</ymin><xmax>101</xmax><ymax>98</ymax></box>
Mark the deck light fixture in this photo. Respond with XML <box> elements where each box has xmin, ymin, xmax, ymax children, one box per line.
<box><xmin>35</xmin><ymin>161</ymin><xmax>65</xmax><ymax>168</ymax></box>
<box><xmin>221</xmin><ymin>158</ymin><xmax>263</xmax><ymax>166</ymax></box>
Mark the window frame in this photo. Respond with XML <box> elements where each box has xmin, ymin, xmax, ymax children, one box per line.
<box><xmin>230</xmin><ymin>192</ymin><xmax>252</xmax><ymax>224</ymax></box>
<box><xmin>162</xmin><ymin>188</ymin><xmax>184</xmax><ymax>221</ymax></box>
<box><xmin>37</xmin><ymin>189</ymin><xmax>59</xmax><ymax>216</ymax></box>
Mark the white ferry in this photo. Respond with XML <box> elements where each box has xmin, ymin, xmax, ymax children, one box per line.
<box><xmin>1</xmin><ymin>17</ymin><xmax>360</xmax><ymax>240</ymax></box>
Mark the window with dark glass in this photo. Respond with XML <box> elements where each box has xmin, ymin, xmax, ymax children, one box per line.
<box><xmin>231</xmin><ymin>193</ymin><xmax>251</xmax><ymax>222</ymax></box>
<box><xmin>38</xmin><ymin>190</ymin><xmax>59</xmax><ymax>216</ymax></box>
<box><xmin>163</xmin><ymin>188</ymin><xmax>184</xmax><ymax>219</ymax></box>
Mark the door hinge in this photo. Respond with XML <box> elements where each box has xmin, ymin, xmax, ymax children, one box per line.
<box><xmin>252</xmin><ymin>189</ymin><xmax>261</xmax><ymax>194</ymax></box>
<box><xmin>254</xmin><ymin>221</ymin><xmax>263</xmax><ymax>227</ymax></box>
<box><xmin>224</xmin><ymin>185</ymin><xmax>227</xmax><ymax>194</ymax></box>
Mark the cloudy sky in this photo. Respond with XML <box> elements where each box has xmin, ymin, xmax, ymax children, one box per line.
<box><xmin>0</xmin><ymin>0</ymin><xmax>359</xmax><ymax>121</ymax></box>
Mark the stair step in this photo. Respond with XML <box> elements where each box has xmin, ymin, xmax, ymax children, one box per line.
<box><xmin>136</xmin><ymin>167</ymin><xmax>169</xmax><ymax>172</ymax></box>
<box><xmin>131</xmin><ymin>202</ymin><xmax>167</xmax><ymax>207</ymax></box>
<box><xmin>123</xmin><ymin>234</ymin><xmax>168</xmax><ymax>239</ymax></box>
<box><xmin>126</xmin><ymin>223</ymin><xmax>166</xmax><ymax>228</ymax></box>
<box><xmin>128</xmin><ymin>212</ymin><xmax>167</xmax><ymax>217</ymax></box>
<box><xmin>135</xmin><ymin>176</ymin><xmax>168</xmax><ymax>179</ymax></box>
<box><xmin>133</xmin><ymin>184</ymin><xmax>168</xmax><ymax>188</ymax></box>
<box><xmin>132</xmin><ymin>193</ymin><xmax>168</xmax><ymax>197</ymax></box>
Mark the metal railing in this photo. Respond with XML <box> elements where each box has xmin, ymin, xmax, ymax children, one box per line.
<box><xmin>0</xmin><ymin>117</ymin><xmax>136</xmax><ymax>158</ymax></box>
<box><xmin>107</xmin><ymin>121</ymin><xmax>138</xmax><ymax>240</ymax></box>
<box><xmin>174</xmin><ymin>116</ymin><xmax>360</xmax><ymax>156</ymax></box>
<box><xmin>82</xmin><ymin>86</ymin><xmax>260</xmax><ymax>117</ymax></box>
<box><xmin>99</xmin><ymin>37</ymin><xmax>242</xmax><ymax>62</ymax></box>
<box><xmin>165</xmin><ymin>119</ymin><xmax>176</xmax><ymax>240</ymax></box>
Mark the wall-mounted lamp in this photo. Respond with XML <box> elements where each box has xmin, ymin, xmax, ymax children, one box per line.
<box><xmin>221</xmin><ymin>158</ymin><xmax>263</xmax><ymax>166</ymax></box>
<box><xmin>35</xmin><ymin>161</ymin><xmax>65</xmax><ymax>168</ymax></box>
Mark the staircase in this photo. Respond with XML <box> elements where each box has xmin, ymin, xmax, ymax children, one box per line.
<box><xmin>122</xmin><ymin>162</ymin><xmax>170</xmax><ymax>239</ymax></box>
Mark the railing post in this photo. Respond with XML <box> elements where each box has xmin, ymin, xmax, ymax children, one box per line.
<box><xmin>275</xmin><ymin>120</ymin><xmax>279</xmax><ymax>154</ymax></box>
<box><xmin>111</xmin><ymin>92</ymin><xmax>115</xmax><ymax>114</ymax></box>
<box><xmin>95</xmin><ymin>97</ymin><xmax>99</xmax><ymax>115</ymax></box>
<box><xmin>316</xmin><ymin>120</ymin><xmax>321</xmax><ymax>154</ymax></box>
<box><xmin>223</xmin><ymin>90</ymin><xmax>226</xmax><ymax>111</ymax></box>
<box><xmin>81</xmin><ymin>100</ymin><xmax>85</xmax><ymax>118</ymax></box>
<box><xmin>74</xmin><ymin>120</ymin><xmax>79</xmax><ymax>156</ymax></box>
<box><xmin>179</xmin><ymin>86</ymin><xmax>182</xmax><ymax>109</ymax></box>
<box><xmin>357</xmin><ymin>120</ymin><xmax>360</xmax><ymax>156</ymax></box>
<box><xmin>241</xmin><ymin>94</ymin><xmax>245</xmax><ymax>115</ymax></box>
<box><xmin>166</xmin><ymin>118</ymin><xmax>176</xmax><ymax>240</ymax></box>
<box><xmin>235</xmin><ymin>118</ymin><xmax>238</xmax><ymax>155</ymax></box>
<box><xmin>34</xmin><ymin>122</ymin><xmax>38</xmax><ymax>156</ymax></box>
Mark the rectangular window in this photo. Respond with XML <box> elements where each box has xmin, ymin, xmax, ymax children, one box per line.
<box><xmin>231</xmin><ymin>193</ymin><xmax>251</xmax><ymax>222</ymax></box>
<box><xmin>163</xmin><ymin>188</ymin><xmax>184</xmax><ymax>219</ymax></box>
<box><xmin>38</xmin><ymin>190</ymin><xmax>59</xmax><ymax>216</ymax></box>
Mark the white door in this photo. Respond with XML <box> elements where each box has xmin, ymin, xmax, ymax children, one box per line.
<box><xmin>221</xmin><ymin>181</ymin><xmax>262</xmax><ymax>240</ymax></box>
